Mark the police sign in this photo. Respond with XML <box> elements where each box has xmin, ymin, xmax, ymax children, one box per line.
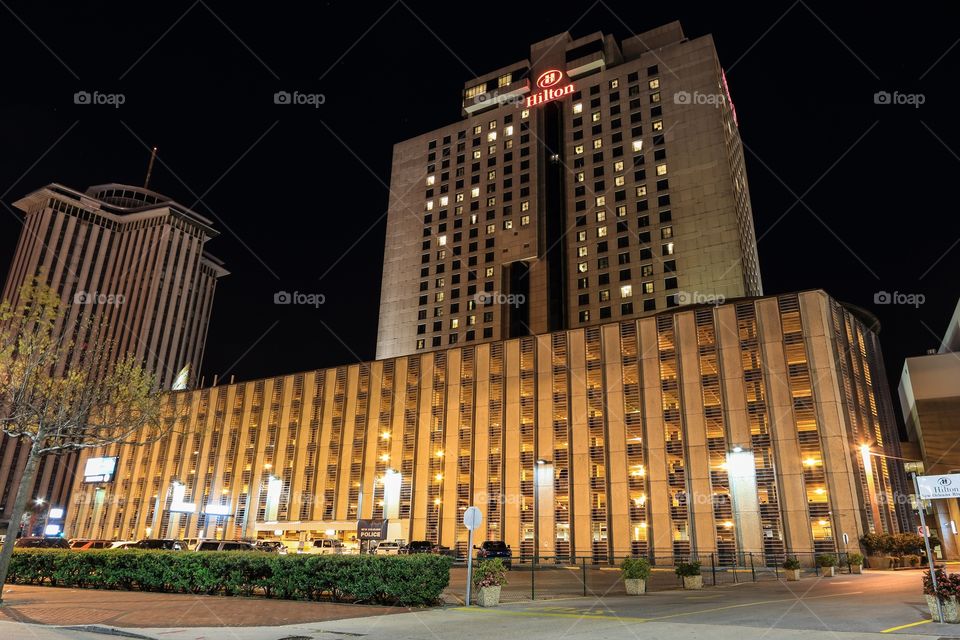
<box><xmin>916</xmin><ymin>474</ymin><xmax>960</xmax><ymax>499</ymax></box>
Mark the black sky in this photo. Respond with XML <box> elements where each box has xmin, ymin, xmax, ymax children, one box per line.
<box><xmin>1</xmin><ymin>1</ymin><xmax>958</xmax><ymax>407</ymax></box>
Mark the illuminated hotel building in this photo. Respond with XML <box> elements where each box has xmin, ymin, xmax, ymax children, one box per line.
<box><xmin>377</xmin><ymin>22</ymin><xmax>762</xmax><ymax>360</ymax></box>
<box><xmin>0</xmin><ymin>183</ymin><xmax>227</xmax><ymax>533</ymax></box>
<box><xmin>69</xmin><ymin>291</ymin><xmax>906</xmax><ymax>561</ymax></box>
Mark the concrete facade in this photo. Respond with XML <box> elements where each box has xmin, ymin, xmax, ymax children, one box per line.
<box><xmin>69</xmin><ymin>291</ymin><xmax>903</xmax><ymax>562</ymax></box>
<box><xmin>377</xmin><ymin>22</ymin><xmax>762</xmax><ymax>360</ymax></box>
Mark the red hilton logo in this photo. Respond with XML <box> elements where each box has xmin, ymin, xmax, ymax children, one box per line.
<box><xmin>527</xmin><ymin>69</ymin><xmax>575</xmax><ymax>108</ymax></box>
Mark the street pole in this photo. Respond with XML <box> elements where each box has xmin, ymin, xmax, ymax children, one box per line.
<box><xmin>466</xmin><ymin>525</ymin><xmax>475</xmax><ymax>606</ymax></box>
<box><xmin>914</xmin><ymin>472</ymin><xmax>943</xmax><ymax>624</ymax></box>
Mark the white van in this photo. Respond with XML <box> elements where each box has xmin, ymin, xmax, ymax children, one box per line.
<box><xmin>301</xmin><ymin>538</ymin><xmax>345</xmax><ymax>555</ymax></box>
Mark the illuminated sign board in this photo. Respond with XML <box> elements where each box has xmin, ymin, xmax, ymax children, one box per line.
<box><xmin>526</xmin><ymin>69</ymin><xmax>575</xmax><ymax>108</ymax></box>
<box><xmin>83</xmin><ymin>457</ymin><xmax>118</xmax><ymax>483</ymax></box>
<box><xmin>204</xmin><ymin>503</ymin><xmax>232</xmax><ymax>516</ymax></box>
<box><xmin>48</xmin><ymin>508</ymin><xmax>64</xmax><ymax>519</ymax></box>
<box><xmin>169</xmin><ymin>483</ymin><xmax>196</xmax><ymax>513</ymax></box>
<box><xmin>44</xmin><ymin>524</ymin><xmax>62</xmax><ymax>536</ymax></box>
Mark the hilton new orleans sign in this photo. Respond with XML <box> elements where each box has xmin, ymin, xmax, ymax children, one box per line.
<box><xmin>526</xmin><ymin>69</ymin><xmax>575</xmax><ymax>108</ymax></box>
<box><xmin>916</xmin><ymin>474</ymin><xmax>960</xmax><ymax>500</ymax></box>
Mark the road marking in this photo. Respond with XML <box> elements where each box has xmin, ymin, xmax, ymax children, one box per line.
<box><xmin>880</xmin><ymin>619</ymin><xmax>932</xmax><ymax>633</ymax></box>
<box><xmin>645</xmin><ymin>591</ymin><xmax>864</xmax><ymax>621</ymax></box>
<box><xmin>451</xmin><ymin>606</ymin><xmax>649</xmax><ymax>622</ymax></box>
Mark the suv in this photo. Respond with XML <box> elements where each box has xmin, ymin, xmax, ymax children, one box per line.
<box><xmin>401</xmin><ymin>540</ymin><xmax>436</xmax><ymax>555</ymax></box>
<box><xmin>194</xmin><ymin>540</ymin><xmax>259</xmax><ymax>552</ymax></box>
<box><xmin>374</xmin><ymin>541</ymin><xmax>401</xmax><ymax>555</ymax></box>
<box><xmin>254</xmin><ymin>540</ymin><xmax>287</xmax><ymax>554</ymax></box>
<box><xmin>69</xmin><ymin>539</ymin><xmax>112</xmax><ymax>550</ymax></box>
<box><xmin>302</xmin><ymin>538</ymin><xmax>344</xmax><ymax>555</ymax></box>
<box><xmin>15</xmin><ymin>537</ymin><xmax>70</xmax><ymax>549</ymax></box>
<box><xmin>475</xmin><ymin>540</ymin><xmax>512</xmax><ymax>568</ymax></box>
<box><xmin>134</xmin><ymin>539</ymin><xmax>187</xmax><ymax>551</ymax></box>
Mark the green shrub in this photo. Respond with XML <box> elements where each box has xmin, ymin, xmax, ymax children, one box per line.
<box><xmin>847</xmin><ymin>553</ymin><xmax>864</xmax><ymax>566</ymax></box>
<box><xmin>675</xmin><ymin>561</ymin><xmax>701</xmax><ymax>577</ymax></box>
<box><xmin>472</xmin><ymin>558</ymin><xmax>507</xmax><ymax>588</ymax></box>
<box><xmin>816</xmin><ymin>554</ymin><xmax>837</xmax><ymax>568</ymax></box>
<box><xmin>7</xmin><ymin>549</ymin><xmax>450</xmax><ymax>606</ymax></box>
<box><xmin>860</xmin><ymin>533</ymin><xmax>893</xmax><ymax>555</ymax></box>
<box><xmin>621</xmin><ymin>557</ymin><xmax>651</xmax><ymax>580</ymax></box>
<box><xmin>892</xmin><ymin>532</ymin><xmax>924</xmax><ymax>556</ymax></box>
<box><xmin>782</xmin><ymin>557</ymin><xmax>801</xmax><ymax>570</ymax></box>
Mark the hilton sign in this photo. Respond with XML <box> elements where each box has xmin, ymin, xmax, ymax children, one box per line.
<box><xmin>526</xmin><ymin>69</ymin><xmax>575</xmax><ymax>108</ymax></box>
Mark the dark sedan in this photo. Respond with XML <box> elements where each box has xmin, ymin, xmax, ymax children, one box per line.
<box><xmin>475</xmin><ymin>540</ymin><xmax>512</xmax><ymax>568</ymax></box>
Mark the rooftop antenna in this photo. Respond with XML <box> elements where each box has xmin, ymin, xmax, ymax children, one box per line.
<box><xmin>143</xmin><ymin>146</ymin><xmax>158</xmax><ymax>189</ymax></box>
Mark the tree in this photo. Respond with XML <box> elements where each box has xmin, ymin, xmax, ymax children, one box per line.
<box><xmin>0</xmin><ymin>275</ymin><xmax>173</xmax><ymax>602</ymax></box>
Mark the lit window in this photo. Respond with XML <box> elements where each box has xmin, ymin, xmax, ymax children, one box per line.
<box><xmin>595</xmin><ymin>196</ymin><xmax>605</xmax><ymax>206</ymax></box>
<box><xmin>426</xmin><ymin>175</ymin><xmax>435</xmax><ymax>186</ymax></box>
<box><xmin>435</xmin><ymin>277</ymin><xmax>445</xmax><ymax>287</ymax></box>
<box><xmin>435</xmin><ymin>291</ymin><xmax>445</xmax><ymax>302</ymax></box>
<box><xmin>578</xmin><ymin>262</ymin><xmax>589</xmax><ymax>273</ymax></box>
<box><xmin>520</xmin><ymin>215</ymin><xmax>530</xmax><ymax>226</ymax></box>
<box><xmin>642</xmin><ymin>281</ymin><xmax>654</xmax><ymax>294</ymax></box>
<box><xmin>489</xmin><ymin>120</ymin><xmax>497</xmax><ymax>130</ymax></box>
<box><xmin>436</xmin><ymin>249</ymin><xmax>446</xmax><ymax>259</ymax></box>
<box><xmin>469</xmin><ymin>213</ymin><xmax>477</xmax><ymax>224</ymax></box>
<box><xmin>636</xmin><ymin>185</ymin><xmax>647</xmax><ymax>197</ymax></box>
<box><xmin>576</xmin><ymin>172</ymin><xmax>585</xmax><ymax>183</ymax></box>
<box><xmin>651</xmin><ymin>92</ymin><xmax>660</xmax><ymax>103</ymax></box>
<box><xmin>425</xmin><ymin>200</ymin><xmax>434</xmax><ymax>211</ymax></box>
<box><xmin>648</xmin><ymin>78</ymin><xmax>660</xmax><ymax>90</ymax></box>
<box><xmin>488</xmin><ymin>145</ymin><xmax>496</xmax><ymax>154</ymax></box>
<box><xmin>574</xmin><ymin>144</ymin><xmax>584</xmax><ymax>155</ymax></box>
<box><xmin>663</xmin><ymin>242</ymin><xmax>674</xmax><ymax>255</ymax></box>
<box><xmin>487</xmin><ymin>131</ymin><xmax>497</xmax><ymax>142</ymax></box>
<box><xmin>592</xmin><ymin>138</ymin><xmax>603</xmax><ymax>149</ymax></box>
<box><xmin>503</xmin><ymin>219</ymin><xmax>513</xmax><ymax>230</ymax></box>
<box><xmin>486</xmin><ymin>224</ymin><xmax>495</xmax><ymax>234</ymax></box>
<box><xmin>591</xmin><ymin>111</ymin><xmax>601</xmax><ymax>122</ymax></box>
<box><xmin>473</xmin><ymin>125</ymin><xmax>482</xmax><ymax>134</ymax></box>
<box><xmin>465</xmin><ymin>84</ymin><xmax>485</xmax><ymax>99</ymax></box>
<box><xmin>521</xmin><ymin>109</ymin><xmax>529</xmax><ymax>119</ymax></box>
<box><xmin>488</xmin><ymin>170</ymin><xmax>496</xmax><ymax>180</ymax></box>
<box><xmin>616</xmin><ymin>205</ymin><xmax>626</xmax><ymax>217</ymax></box>
<box><xmin>615</xmin><ymin>176</ymin><xmax>625</xmax><ymax>187</ymax></box>
<box><xmin>440</xmin><ymin>196</ymin><xmax>449</xmax><ymax>206</ymax></box>
<box><xmin>450</xmin><ymin>318</ymin><xmax>459</xmax><ymax>329</ymax></box>
<box><xmin>597</xmin><ymin>226</ymin><xmax>607</xmax><ymax>238</ymax></box>
<box><xmin>578</xmin><ymin>246</ymin><xmax>588</xmax><ymax>257</ymax></box>
<box><xmin>416</xmin><ymin>339</ymin><xmax>425</xmax><ymax>350</ymax></box>
<box><xmin>521</xmin><ymin>200</ymin><xmax>530</xmax><ymax>211</ymax></box>
<box><xmin>485</xmin><ymin>266</ymin><xmax>494</xmax><ymax>277</ymax></box>
<box><xmin>497</xmin><ymin>73</ymin><xmax>512</xmax><ymax>87</ymax></box>
<box><xmin>652</xmin><ymin>120</ymin><xmax>663</xmax><ymax>131</ymax></box>
<box><xmin>596</xmin><ymin>210</ymin><xmax>606</xmax><ymax>222</ymax></box>
<box><xmin>610</xmin><ymin>79</ymin><xmax>619</xmax><ymax>89</ymax></box>
<box><xmin>661</xmin><ymin>226</ymin><xmax>673</xmax><ymax>239</ymax></box>
<box><xmin>486</xmin><ymin>196</ymin><xmax>496</xmax><ymax>206</ymax></box>
<box><xmin>614</xmin><ymin>161</ymin><xmax>624</xmax><ymax>172</ymax></box>
<box><xmin>632</xmin><ymin>140</ymin><xmax>643</xmax><ymax>152</ymax></box>
<box><xmin>579</xmin><ymin>310</ymin><xmax>590</xmax><ymax>322</ymax></box>
<box><xmin>434</xmin><ymin>307</ymin><xmax>443</xmax><ymax>317</ymax></box>
<box><xmin>620</xmin><ymin>284</ymin><xmax>633</xmax><ymax>298</ymax></box>
<box><xmin>471</xmin><ymin>187</ymin><xmax>480</xmax><ymax>198</ymax></box>
<box><xmin>467</xmin><ymin>314</ymin><xmax>476</xmax><ymax>325</ymax></box>
<box><xmin>473</xmin><ymin>150</ymin><xmax>481</xmax><ymax>159</ymax></box>
<box><xmin>504</xmin><ymin>125</ymin><xmax>514</xmax><ymax>136</ymax></box>
<box><xmin>656</xmin><ymin>163</ymin><xmax>667</xmax><ymax>176</ymax></box>
<box><xmin>573</xmin><ymin>103</ymin><xmax>583</xmax><ymax>114</ymax></box>
<box><xmin>599</xmin><ymin>289</ymin><xmax>611</xmax><ymax>301</ymax></box>
<box><xmin>577</xmin><ymin>230</ymin><xmax>587</xmax><ymax>242</ymax></box>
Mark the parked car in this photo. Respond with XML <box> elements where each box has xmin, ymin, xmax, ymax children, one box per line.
<box><xmin>254</xmin><ymin>540</ymin><xmax>287</xmax><ymax>554</ymax></box>
<box><xmin>69</xmin><ymin>539</ymin><xmax>113</xmax><ymax>550</ymax></box>
<box><xmin>475</xmin><ymin>540</ymin><xmax>512</xmax><ymax>568</ymax></box>
<box><xmin>108</xmin><ymin>540</ymin><xmax>138</xmax><ymax>549</ymax></box>
<box><xmin>374</xmin><ymin>541</ymin><xmax>401</xmax><ymax>555</ymax></box>
<box><xmin>194</xmin><ymin>540</ymin><xmax>259</xmax><ymax>552</ymax></box>
<box><xmin>401</xmin><ymin>540</ymin><xmax>436</xmax><ymax>555</ymax></box>
<box><xmin>133</xmin><ymin>538</ymin><xmax>187</xmax><ymax>551</ymax></box>
<box><xmin>15</xmin><ymin>537</ymin><xmax>70</xmax><ymax>549</ymax></box>
<box><xmin>301</xmin><ymin>538</ymin><xmax>344</xmax><ymax>555</ymax></box>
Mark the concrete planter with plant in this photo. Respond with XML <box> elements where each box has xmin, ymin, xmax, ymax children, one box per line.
<box><xmin>847</xmin><ymin>553</ymin><xmax>864</xmax><ymax>575</ymax></box>
<box><xmin>676</xmin><ymin>560</ymin><xmax>703</xmax><ymax>590</ymax></box>
<box><xmin>621</xmin><ymin>557</ymin><xmax>651</xmax><ymax>595</ymax></box>
<box><xmin>782</xmin><ymin>556</ymin><xmax>801</xmax><ymax>581</ymax></box>
<box><xmin>924</xmin><ymin>567</ymin><xmax>960</xmax><ymax>623</ymax></box>
<box><xmin>473</xmin><ymin>558</ymin><xmax>507</xmax><ymax>607</ymax></box>
<box><xmin>816</xmin><ymin>554</ymin><xmax>837</xmax><ymax>577</ymax></box>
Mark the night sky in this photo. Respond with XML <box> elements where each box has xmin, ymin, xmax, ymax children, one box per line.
<box><xmin>1</xmin><ymin>2</ymin><xmax>958</xmax><ymax>414</ymax></box>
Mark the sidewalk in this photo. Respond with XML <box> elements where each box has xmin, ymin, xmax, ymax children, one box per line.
<box><xmin>0</xmin><ymin>585</ymin><xmax>403</xmax><ymax>627</ymax></box>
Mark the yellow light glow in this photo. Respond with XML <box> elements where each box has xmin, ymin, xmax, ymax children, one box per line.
<box><xmin>379</xmin><ymin>454</ymin><xmax>390</xmax><ymax>462</ymax></box>
<box><xmin>804</xmin><ymin>458</ymin><xmax>819</xmax><ymax>466</ymax></box>
<box><xmin>818</xmin><ymin>520</ymin><xmax>828</xmax><ymax>527</ymax></box>
<box><xmin>723</xmin><ymin>521</ymin><xmax>733</xmax><ymax>528</ymax></box>
<box><xmin>630</xmin><ymin>465</ymin><xmax>646</xmax><ymax>477</ymax></box>
<box><xmin>435</xmin><ymin>473</ymin><xmax>443</xmax><ymax>481</ymax></box>
<box><xmin>263</xmin><ymin>463</ymin><xmax>272</xmax><ymax>469</ymax></box>
<box><xmin>815</xmin><ymin>488</ymin><xmax>826</xmax><ymax>495</ymax></box>
<box><xmin>325</xmin><ymin>529</ymin><xmax>336</xmax><ymax>536</ymax></box>
<box><xmin>434</xmin><ymin>498</ymin><xmax>442</xmax><ymax>505</ymax></box>
<box><xmin>381</xmin><ymin>432</ymin><xmax>391</xmax><ymax>440</ymax></box>
<box><xmin>639</xmin><ymin>522</ymin><xmax>648</xmax><ymax>528</ymax></box>
<box><xmin>436</xmin><ymin>451</ymin><xmax>444</xmax><ymax>457</ymax></box>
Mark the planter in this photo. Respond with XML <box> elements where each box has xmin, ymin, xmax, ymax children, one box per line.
<box><xmin>926</xmin><ymin>595</ymin><xmax>960</xmax><ymax>623</ymax></box>
<box><xmin>784</xmin><ymin>568</ymin><xmax>801</xmax><ymax>581</ymax></box>
<box><xmin>682</xmin><ymin>575</ymin><xmax>703</xmax><ymax>590</ymax></box>
<box><xmin>868</xmin><ymin>555</ymin><xmax>892</xmax><ymax>570</ymax></box>
<box><xmin>851</xmin><ymin>564</ymin><xmax>863</xmax><ymax>575</ymax></box>
<box><xmin>624</xmin><ymin>578</ymin><xmax>646</xmax><ymax>595</ymax></box>
<box><xmin>476</xmin><ymin>585</ymin><xmax>501</xmax><ymax>607</ymax></box>
<box><xmin>820</xmin><ymin>566</ymin><xmax>836</xmax><ymax>577</ymax></box>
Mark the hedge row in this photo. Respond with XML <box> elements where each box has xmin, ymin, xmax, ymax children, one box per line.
<box><xmin>8</xmin><ymin>550</ymin><xmax>451</xmax><ymax>606</ymax></box>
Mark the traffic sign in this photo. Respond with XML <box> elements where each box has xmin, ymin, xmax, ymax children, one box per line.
<box><xmin>464</xmin><ymin>506</ymin><xmax>482</xmax><ymax>531</ymax></box>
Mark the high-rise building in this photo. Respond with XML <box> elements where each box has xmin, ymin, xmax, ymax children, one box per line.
<box><xmin>69</xmin><ymin>290</ymin><xmax>905</xmax><ymax>561</ymax></box>
<box><xmin>377</xmin><ymin>22</ymin><xmax>761</xmax><ymax>359</ymax></box>
<box><xmin>0</xmin><ymin>182</ymin><xmax>227</xmax><ymax>533</ymax></box>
